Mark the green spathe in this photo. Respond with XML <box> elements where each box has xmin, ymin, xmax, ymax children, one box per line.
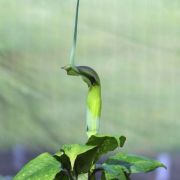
<box><xmin>62</xmin><ymin>65</ymin><xmax>102</xmax><ymax>137</ymax></box>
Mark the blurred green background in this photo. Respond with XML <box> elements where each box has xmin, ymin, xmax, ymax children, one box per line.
<box><xmin>0</xmin><ymin>0</ymin><xmax>179</xmax><ymax>153</ymax></box>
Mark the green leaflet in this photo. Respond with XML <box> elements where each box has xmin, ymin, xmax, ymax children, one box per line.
<box><xmin>13</xmin><ymin>153</ymin><xmax>61</xmax><ymax>180</ymax></box>
<box><xmin>62</xmin><ymin>65</ymin><xmax>102</xmax><ymax>137</ymax></box>
<box><xmin>59</xmin><ymin>144</ymin><xmax>96</xmax><ymax>170</ymax></box>
<box><xmin>86</xmin><ymin>135</ymin><xmax>126</xmax><ymax>163</ymax></box>
<box><xmin>102</xmin><ymin>164</ymin><xmax>127</xmax><ymax>180</ymax></box>
<box><xmin>105</xmin><ymin>152</ymin><xmax>166</xmax><ymax>174</ymax></box>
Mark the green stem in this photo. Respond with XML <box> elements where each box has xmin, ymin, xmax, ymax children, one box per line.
<box><xmin>70</xmin><ymin>0</ymin><xmax>80</xmax><ymax>66</ymax></box>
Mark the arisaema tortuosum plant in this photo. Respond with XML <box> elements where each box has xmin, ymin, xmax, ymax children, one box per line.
<box><xmin>14</xmin><ymin>1</ymin><xmax>166</xmax><ymax>179</ymax></box>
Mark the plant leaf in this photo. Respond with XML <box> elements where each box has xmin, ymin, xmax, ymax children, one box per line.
<box><xmin>105</xmin><ymin>152</ymin><xmax>166</xmax><ymax>174</ymax></box>
<box><xmin>78</xmin><ymin>173</ymin><xmax>88</xmax><ymax>180</ymax></box>
<box><xmin>14</xmin><ymin>153</ymin><xmax>61</xmax><ymax>180</ymax></box>
<box><xmin>55</xmin><ymin>153</ymin><xmax>71</xmax><ymax>172</ymax></box>
<box><xmin>119</xmin><ymin>136</ymin><xmax>126</xmax><ymax>147</ymax></box>
<box><xmin>102</xmin><ymin>164</ymin><xmax>127</xmax><ymax>180</ymax></box>
<box><xmin>74</xmin><ymin>148</ymin><xmax>97</xmax><ymax>174</ymax></box>
<box><xmin>60</xmin><ymin>144</ymin><xmax>96</xmax><ymax>170</ymax></box>
<box><xmin>54</xmin><ymin>171</ymin><xmax>69</xmax><ymax>180</ymax></box>
<box><xmin>86</xmin><ymin>135</ymin><xmax>126</xmax><ymax>163</ymax></box>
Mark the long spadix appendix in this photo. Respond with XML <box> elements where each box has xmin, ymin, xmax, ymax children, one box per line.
<box><xmin>62</xmin><ymin>65</ymin><xmax>102</xmax><ymax>137</ymax></box>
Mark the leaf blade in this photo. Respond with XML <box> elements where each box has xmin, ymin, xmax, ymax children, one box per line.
<box><xmin>14</xmin><ymin>153</ymin><xmax>61</xmax><ymax>180</ymax></box>
<box><xmin>60</xmin><ymin>144</ymin><xmax>96</xmax><ymax>170</ymax></box>
<box><xmin>105</xmin><ymin>152</ymin><xmax>166</xmax><ymax>174</ymax></box>
<box><xmin>86</xmin><ymin>134</ymin><xmax>126</xmax><ymax>163</ymax></box>
<box><xmin>102</xmin><ymin>164</ymin><xmax>127</xmax><ymax>180</ymax></box>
